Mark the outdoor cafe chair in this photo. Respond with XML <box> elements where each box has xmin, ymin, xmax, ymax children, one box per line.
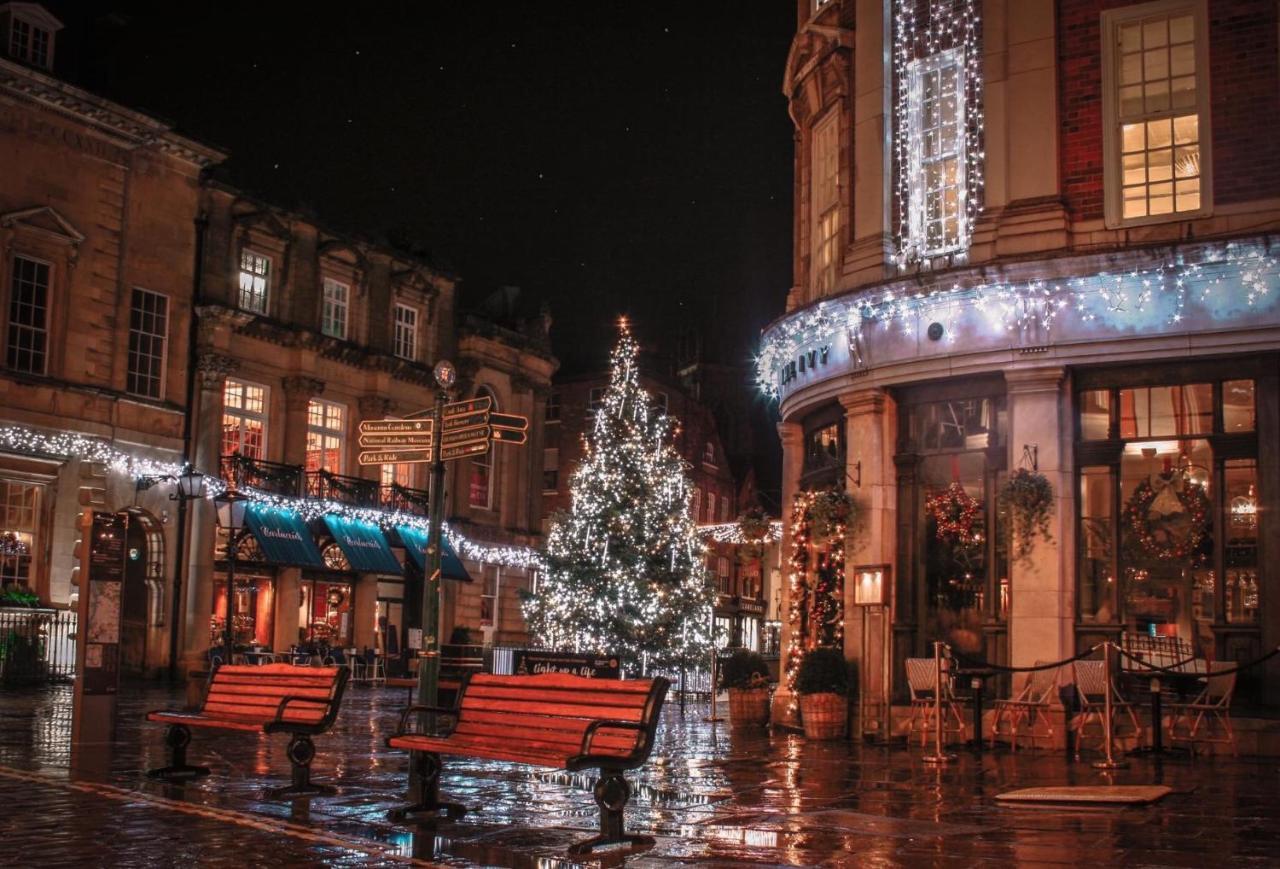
<box><xmin>990</xmin><ymin>661</ymin><xmax>1058</xmax><ymax>751</ymax></box>
<box><xmin>905</xmin><ymin>656</ymin><xmax>965</xmax><ymax>747</ymax></box>
<box><xmin>1070</xmin><ymin>658</ymin><xmax>1144</xmax><ymax>760</ymax></box>
<box><xmin>1168</xmin><ymin>660</ymin><xmax>1237</xmax><ymax>756</ymax></box>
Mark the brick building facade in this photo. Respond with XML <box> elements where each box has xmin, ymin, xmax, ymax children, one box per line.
<box><xmin>766</xmin><ymin>0</ymin><xmax>1280</xmax><ymax>738</ymax></box>
<box><xmin>0</xmin><ymin>7</ymin><xmax>554</xmax><ymax>678</ymax></box>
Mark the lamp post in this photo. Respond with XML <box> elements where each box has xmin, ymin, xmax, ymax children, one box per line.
<box><xmin>213</xmin><ymin>487</ymin><xmax>250</xmax><ymax>661</ymax></box>
<box><xmin>167</xmin><ymin>465</ymin><xmax>207</xmax><ymax>680</ymax></box>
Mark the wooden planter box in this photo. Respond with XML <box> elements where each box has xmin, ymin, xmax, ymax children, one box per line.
<box><xmin>728</xmin><ymin>687</ymin><xmax>770</xmax><ymax>728</ymax></box>
<box><xmin>800</xmin><ymin>692</ymin><xmax>847</xmax><ymax>740</ymax></box>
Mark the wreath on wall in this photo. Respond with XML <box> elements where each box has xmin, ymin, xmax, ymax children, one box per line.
<box><xmin>925</xmin><ymin>482</ymin><xmax>983</xmax><ymax>543</ymax></box>
<box><xmin>1124</xmin><ymin>474</ymin><xmax>1211</xmax><ymax>563</ymax></box>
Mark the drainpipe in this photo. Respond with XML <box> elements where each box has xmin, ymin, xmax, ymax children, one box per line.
<box><xmin>168</xmin><ymin>188</ymin><xmax>209</xmax><ymax>681</ymax></box>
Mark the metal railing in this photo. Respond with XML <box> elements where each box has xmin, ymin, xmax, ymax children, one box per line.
<box><xmin>0</xmin><ymin>608</ymin><xmax>77</xmax><ymax>684</ymax></box>
<box><xmin>380</xmin><ymin>483</ymin><xmax>431</xmax><ymax>515</ymax></box>
<box><xmin>221</xmin><ymin>453</ymin><xmax>303</xmax><ymax>497</ymax></box>
<box><xmin>305</xmin><ymin>469</ymin><xmax>380</xmax><ymax>506</ymax></box>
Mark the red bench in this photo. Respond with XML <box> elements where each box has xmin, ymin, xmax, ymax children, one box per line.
<box><xmin>387</xmin><ymin>672</ymin><xmax>669</xmax><ymax>855</ymax></box>
<box><xmin>146</xmin><ymin>663</ymin><xmax>349</xmax><ymax>798</ymax></box>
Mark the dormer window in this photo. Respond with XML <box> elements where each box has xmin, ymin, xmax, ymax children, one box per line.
<box><xmin>3</xmin><ymin>4</ymin><xmax>61</xmax><ymax>71</ymax></box>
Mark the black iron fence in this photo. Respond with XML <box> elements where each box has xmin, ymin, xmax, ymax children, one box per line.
<box><xmin>0</xmin><ymin>608</ymin><xmax>77</xmax><ymax>684</ymax></box>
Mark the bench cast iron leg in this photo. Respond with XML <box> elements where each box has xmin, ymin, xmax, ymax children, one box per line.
<box><xmin>267</xmin><ymin>734</ymin><xmax>336</xmax><ymax>799</ymax></box>
<box><xmin>146</xmin><ymin>725</ymin><xmax>210</xmax><ymax>783</ymax></box>
<box><xmin>568</xmin><ymin>770</ymin><xmax>654</xmax><ymax>856</ymax></box>
<box><xmin>390</xmin><ymin>751</ymin><xmax>466</xmax><ymax>822</ymax></box>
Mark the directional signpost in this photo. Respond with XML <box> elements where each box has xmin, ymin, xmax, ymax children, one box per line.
<box><xmin>366</xmin><ymin>362</ymin><xmax>530</xmax><ymax>820</ymax></box>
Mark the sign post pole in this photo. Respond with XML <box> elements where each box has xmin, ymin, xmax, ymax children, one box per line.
<box><xmin>417</xmin><ymin>362</ymin><xmax>456</xmax><ymax>727</ymax></box>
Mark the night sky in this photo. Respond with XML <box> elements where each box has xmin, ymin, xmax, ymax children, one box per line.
<box><xmin>47</xmin><ymin>1</ymin><xmax>796</xmax><ymax>377</ymax></box>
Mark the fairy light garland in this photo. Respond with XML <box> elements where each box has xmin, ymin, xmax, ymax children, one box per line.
<box><xmin>783</xmin><ymin>489</ymin><xmax>849</xmax><ymax>714</ymax></box>
<box><xmin>757</xmin><ymin>244</ymin><xmax>1280</xmax><ymax>397</ymax></box>
<box><xmin>0</xmin><ymin>425</ymin><xmax>541</xmax><ymax>570</ymax></box>
<box><xmin>699</xmin><ymin>520</ymin><xmax>783</xmax><ymax>545</ymax></box>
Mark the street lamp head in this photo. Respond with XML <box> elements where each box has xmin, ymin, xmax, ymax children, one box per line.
<box><xmin>177</xmin><ymin>465</ymin><xmax>207</xmax><ymax>500</ymax></box>
<box><xmin>213</xmin><ymin>487</ymin><xmax>250</xmax><ymax>533</ymax></box>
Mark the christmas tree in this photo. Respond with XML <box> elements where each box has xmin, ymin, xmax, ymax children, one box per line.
<box><xmin>524</xmin><ymin>320</ymin><xmax>713</xmax><ymax>672</ymax></box>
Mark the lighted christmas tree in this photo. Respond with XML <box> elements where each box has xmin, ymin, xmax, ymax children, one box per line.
<box><xmin>524</xmin><ymin>320</ymin><xmax>713</xmax><ymax>672</ymax></box>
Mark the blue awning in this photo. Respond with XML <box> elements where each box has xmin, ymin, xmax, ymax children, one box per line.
<box><xmin>323</xmin><ymin>516</ymin><xmax>403</xmax><ymax>575</ymax></box>
<box><xmin>396</xmin><ymin>525</ymin><xmax>472</xmax><ymax>582</ymax></box>
<box><xmin>244</xmin><ymin>505</ymin><xmax>326</xmax><ymax>568</ymax></box>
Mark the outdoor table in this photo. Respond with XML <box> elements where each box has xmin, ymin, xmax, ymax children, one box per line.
<box><xmin>953</xmin><ymin>665</ymin><xmax>995</xmax><ymax>751</ymax></box>
<box><xmin>243</xmin><ymin>650</ymin><xmax>277</xmax><ymax>665</ymax></box>
<box><xmin>1127</xmin><ymin>665</ymin><xmax>1205</xmax><ymax>756</ymax></box>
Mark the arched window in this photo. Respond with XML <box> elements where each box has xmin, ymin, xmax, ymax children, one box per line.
<box><xmin>469</xmin><ymin>387</ymin><xmax>498</xmax><ymax>510</ymax></box>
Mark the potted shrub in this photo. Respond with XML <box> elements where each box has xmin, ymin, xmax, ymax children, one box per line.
<box><xmin>720</xmin><ymin>649</ymin><xmax>771</xmax><ymax>727</ymax></box>
<box><xmin>796</xmin><ymin>647</ymin><xmax>852</xmax><ymax>740</ymax></box>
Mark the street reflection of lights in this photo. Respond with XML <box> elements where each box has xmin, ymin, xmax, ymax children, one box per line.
<box><xmin>695</xmin><ymin>825</ymin><xmax>780</xmax><ymax>849</ymax></box>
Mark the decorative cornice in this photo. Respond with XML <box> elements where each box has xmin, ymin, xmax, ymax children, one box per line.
<box><xmin>282</xmin><ymin>375</ymin><xmax>324</xmax><ymax>398</ymax></box>
<box><xmin>196</xmin><ymin>352</ymin><xmax>239</xmax><ymax>388</ymax></box>
<box><xmin>839</xmin><ymin>388</ymin><xmax>886</xmax><ymax>416</ymax></box>
<box><xmin>777</xmin><ymin>420</ymin><xmax>804</xmax><ymax>447</ymax></box>
<box><xmin>358</xmin><ymin>396</ymin><xmax>393</xmax><ymax>417</ymax></box>
<box><xmin>1004</xmin><ymin>366</ymin><xmax>1066</xmax><ymax>395</ymax></box>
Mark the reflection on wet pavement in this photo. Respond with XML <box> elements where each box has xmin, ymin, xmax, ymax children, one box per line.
<box><xmin>1</xmin><ymin>681</ymin><xmax>1278</xmax><ymax>866</ymax></box>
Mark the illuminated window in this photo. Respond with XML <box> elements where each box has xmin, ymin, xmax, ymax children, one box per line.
<box><xmin>238</xmin><ymin>250</ymin><xmax>270</xmax><ymax>314</ymax></box>
<box><xmin>469</xmin><ymin>389</ymin><xmax>497</xmax><ymax>509</ymax></box>
<box><xmin>810</xmin><ymin>111</ymin><xmax>840</xmax><ymax>294</ymax></box>
<box><xmin>306</xmin><ymin>399</ymin><xmax>346</xmax><ymax>473</ymax></box>
<box><xmin>222</xmin><ymin>380</ymin><xmax>268</xmax><ymax>459</ymax></box>
<box><xmin>127</xmin><ymin>288</ymin><xmax>168</xmax><ymax>399</ymax></box>
<box><xmin>7</xmin><ymin>255</ymin><xmax>49</xmax><ymax>375</ymax></box>
<box><xmin>0</xmin><ymin>480</ymin><xmax>39</xmax><ymax>590</ymax></box>
<box><xmin>380</xmin><ymin>463</ymin><xmax>412</xmax><ymax>488</ymax></box>
<box><xmin>907</xmin><ymin>48</ymin><xmax>966</xmax><ymax>257</ymax></box>
<box><xmin>1104</xmin><ymin>2</ymin><xmax>1208</xmax><ymax>224</ymax></box>
<box><xmin>321</xmin><ymin>279</ymin><xmax>348</xmax><ymax>340</ymax></box>
<box><xmin>393</xmin><ymin>304</ymin><xmax>417</xmax><ymax>361</ymax></box>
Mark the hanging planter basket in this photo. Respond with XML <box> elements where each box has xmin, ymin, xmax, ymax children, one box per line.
<box><xmin>999</xmin><ymin>468</ymin><xmax>1055</xmax><ymax>564</ymax></box>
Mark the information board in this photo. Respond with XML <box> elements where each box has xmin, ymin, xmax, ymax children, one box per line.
<box><xmin>511</xmin><ymin>650</ymin><xmax>621</xmax><ymax>679</ymax></box>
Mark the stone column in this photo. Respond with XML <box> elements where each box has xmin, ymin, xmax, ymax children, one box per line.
<box><xmin>848</xmin><ymin>0</ymin><xmax>894</xmax><ymax>284</ymax></box>
<box><xmin>1005</xmin><ymin>367</ymin><xmax>1071</xmax><ymax>673</ymax></box>
<box><xmin>353</xmin><ymin>574</ymin><xmax>378</xmax><ymax>651</ymax></box>
<box><xmin>182</xmin><ymin>353</ymin><xmax>238</xmax><ymax>682</ymax></box>
<box><xmin>274</xmin><ymin>570</ymin><xmax>301</xmax><ymax>650</ymax></box>
<box><xmin>282</xmin><ymin>376</ymin><xmax>324</xmax><ymax>467</ymax></box>
<box><xmin>839</xmin><ymin>388</ymin><xmax>896</xmax><ymax>738</ymax></box>
<box><xmin>771</xmin><ymin>420</ymin><xmax>805</xmax><ymax>725</ymax></box>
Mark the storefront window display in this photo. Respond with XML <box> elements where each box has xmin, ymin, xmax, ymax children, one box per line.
<box><xmin>300</xmin><ymin>579</ymin><xmax>353</xmax><ymax>647</ymax></box>
<box><xmin>211</xmin><ymin>576</ymin><xmax>275</xmax><ymax>647</ymax></box>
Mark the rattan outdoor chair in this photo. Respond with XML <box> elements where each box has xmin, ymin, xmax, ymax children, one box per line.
<box><xmin>1168</xmin><ymin>660</ymin><xmax>1237</xmax><ymax>756</ymax></box>
<box><xmin>1070</xmin><ymin>658</ymin><xmax>1144</xmax><ymax>760</ymax></box>
<box><xmin>990</xmin><ymin>661</ymin><xmax>1058</xmax><ymax>751</ymax></box>
<box><xmin>905</xmin><ymin>656</ymin><xmax>965</xmax><ymax>747</ymax></box>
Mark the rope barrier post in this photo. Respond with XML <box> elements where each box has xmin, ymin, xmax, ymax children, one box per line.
<box><xmin>1092</xmin><ymin>641</ymin><xmax>1129</xmax><ymax>771</ymax></box>
<box><xmin>924</xmin><ymin>641</ymin><xmax>956</xmax><ymax>766</ymax></box>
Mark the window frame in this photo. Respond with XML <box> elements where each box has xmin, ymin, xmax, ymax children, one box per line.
<box><xmin>906</xmin><ymin>47</ymin><xmax>968</xmax><ymax>258</ymax></box>
<box><xmin>1101</xmin><ymin>0</ymin><xmax>1213</xmax><ymax>229</ymax></box>
<box><xmin>810</xmin><ymin>109</ymin><xmax>841</xmax><ymax>295</ymax></box>
<box><xmin>321</xmin><ymin>278</ymin><xmax>349</xmax><ymax>340</ymax></box>
<box><xmin>544</xmin><ymin>391</ymin><xmax>561</xmax><ymax>423</ymax></box>
<box><xmin>126</xmin><ymin>287</ymin><xmax>169</xmax><ymax>400</ymax></box>
<box><xmin>222</xmin><ymin>379</ymin><xmax>269</xmax><ymax>459</ymax></box>
<box><xmin>305</xmin><ymin>398</ymin><xmax>347</xmax><ymax>474</ymax></box>
<box><xmin>237</xmin><ymin>249</ymin><xmax>272</xmax><ymax>315</ymax></box>
<box><xmin>6</xmin><ymin>253</ymin><xmax>51</xmax><ymax>376</ymax></box>
<box><xmin>393</xmin><ymin>303</ymin><xmax>418</xmax><ymax>361</ymax></box>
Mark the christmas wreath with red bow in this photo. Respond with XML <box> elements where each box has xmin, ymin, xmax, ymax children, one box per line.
<box><xmin>1123</xmin><ymin>476</ymin><xmax>1210</xmax><ymax>562</ymax></box>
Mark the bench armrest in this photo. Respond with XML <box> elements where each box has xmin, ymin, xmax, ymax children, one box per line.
<box><xmin>579</xmin><ymin>718</ymin><xmax>646</xmax><ymax>757</ymax></box>
<box><xmin>273</xmin><ymin>694</ymin><xmax>338</xmax><ymax>728</ymax></box>
<box><xmin>396</xmin><ymin>704</ymin><xmax>460</xmax><ymax>737</ymax></box>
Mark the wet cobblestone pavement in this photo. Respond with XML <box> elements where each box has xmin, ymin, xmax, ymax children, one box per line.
<box><xmin>2</xmin><ymin>682</ymin><xmax>1279</xmax><ymax>867</ymax></box>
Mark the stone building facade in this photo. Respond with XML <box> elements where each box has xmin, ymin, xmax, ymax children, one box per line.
<box><xmin>766</xmin><ymin>0</ymin><xmax>1280</xmax><ymax>730</ymax></box>
<box><xmin>0</xmin><ymin>8</ymin><xmax>555</xmax><ymax>678</ymax></box>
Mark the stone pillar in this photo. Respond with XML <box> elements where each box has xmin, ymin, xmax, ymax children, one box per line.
<box><xmin>848</xmin><ymin>0</ymin><xmax>894</xmax><ymax>284</ymax></box>
<box><xmin>353</xmin><ymin>574</ymin><xmax>378</xmax><ymax>651</ymax></box>
<box><xmin>1005</xmin><ymin>367</ymin><xmax>1071</xmax><ymax>674</ymax></box>
<box><xmin>182</xmin><ymin>353</ymin><xmax>238</xmax><ymax>679</ymax></box>
<box><xmin>275</xmin><ymin>569</ymin><xmax>301</xmax><ymax>650</ymax></box>
<box><xmin>771</xmin><ymin>420</ymin><xmax>805</xmax><ymax>725</ymax></box>
<box><xmin>840</xmin><ymin>388</ymin><xmax>896</xmax><ymax>738</ymax></box>
<box><xmin>282</xmin><ymin>376</ymin><xmax>324</xmax><ymax>467</ymax></box>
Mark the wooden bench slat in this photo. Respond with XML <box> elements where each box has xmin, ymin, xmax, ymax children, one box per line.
<box><xmin>452</xmin><ymin>722</ymin><xmax>638</xmax><ymax>755</ymax></box>
<box><xmin>212</xmin><ymin>675</ymin><xmax>339</xmax><ymax>688</ymax></box>
<box><xmin>463</xmin><ymin>685</ymin><xmax>651</xmax><ymax>709</ymax></box>
<box><xmin>468</xmin><ymin>673</ymin><xmax>650</xmax><ymax>693</ymax></box>
<box><xmin>389</xmin><ymin>734</ymin><xmax>569</xmax><ymax>768</ymax></box>
<box><xmin>206</xmin><ymin>686</ymin><xmax>334</xmax><ymax>701</ymax></box>
<box><xmin>459</xmin><ymin>697</ymin><xmax>646</xmax><ymax>722</ymax></box>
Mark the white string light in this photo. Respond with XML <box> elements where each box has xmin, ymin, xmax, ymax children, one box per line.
<box><xmin>757</xmin><ymin>243</ymin><xmax>1279</xmax><ymax>397</ymax></box>
<box><xmin>698</xmin><ymin>521</ymin><xmax>783</xmax><ymax>545</ymax></box>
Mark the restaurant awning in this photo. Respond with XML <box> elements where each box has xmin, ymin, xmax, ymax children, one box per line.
<box><xmin>395</xmin><ymin>525</ymin><xmax>473</xmax><ymax>582</ymax></box>
<box><xmin>244</xmin><ymin>504</ymin><xmax>326</xmax><ymax>568</ymax></box>
<box><xmin>323</xmin><ymin>515</ymin><xmax>403</xmax><ymax>575</ymax></box>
